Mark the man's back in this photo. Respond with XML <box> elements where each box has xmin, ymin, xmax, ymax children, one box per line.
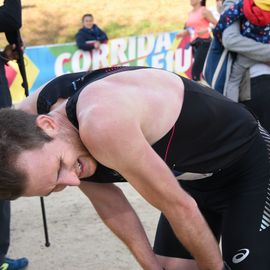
<box><xmin>76</xmin><ymin>68</ymin><xmax>184</xmax><ymax>146</ymax></box>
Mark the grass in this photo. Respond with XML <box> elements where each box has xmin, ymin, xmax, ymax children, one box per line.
<box><xmin>0</xmin><ymin>0</ymin><xmax>216</xmax><ymax>47</ymax></box>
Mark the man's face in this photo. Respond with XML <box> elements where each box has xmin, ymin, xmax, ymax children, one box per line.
<box><xmin>83</xmin><ymin>16</ymin><xmax>94</xmax><ymax>29</ymax></box>
<box><xmin>16</xmin><ymin>118</ymin><xmax>97</xmax><ymax>197</ymax></box>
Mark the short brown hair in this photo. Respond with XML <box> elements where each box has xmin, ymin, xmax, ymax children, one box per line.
<box><xmin>82</xmin><ymin>13</ymin><xmax>93</xmax><ymax>22</ymax></box>
<box><xmin>201</xmin><ymin>0</ymin><xmax>206</xmax><ymax>6</ymax></box>
<box><xmin>0</xmin><ymin>108</ymin><xmax>53</xmax><ymax>200</ymax></box>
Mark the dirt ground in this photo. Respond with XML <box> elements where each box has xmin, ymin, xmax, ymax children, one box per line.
<box><xmin>8</xmin><ymin>183</ymin><xmax>160</xmax><ymax>270</ymax></box>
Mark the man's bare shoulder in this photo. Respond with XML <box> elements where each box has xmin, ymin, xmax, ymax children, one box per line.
<box><xmin>76</xmin><ymin>68</ymin><xmax>184</xmax><ymax>149</ymax></box>
<box><xmin>78</xmin><ymin>101</ymin><xmax>137</xmax><ymax>142</ymax></box>
<box><xmin>77</xmin><ymin>104</ymin><xmax>141</xmax><ymax>170</ymax></box>
<box><xmin>17</xmin><ymin>85</ymin><xmax>45</xmax><ymax>113</ymax></box>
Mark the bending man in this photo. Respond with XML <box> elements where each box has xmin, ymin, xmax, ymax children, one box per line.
<box><xmin>0</xmin><ymin>66</ymin><xmax>269</xmax><ymax>270</ymax></box>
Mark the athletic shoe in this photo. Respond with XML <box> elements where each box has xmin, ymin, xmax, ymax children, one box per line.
<box><xmin>0</xmin><ymin>263</ymin><xmax>9</xmax><ymax>270</ymax></box>
<box><xmin>3</xmin><ymin>258</ymin><xmax>28</xmax><ymax>270</ymax></box>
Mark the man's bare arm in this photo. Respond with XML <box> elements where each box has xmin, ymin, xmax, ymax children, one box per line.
<box><xmin>81</xmin><ymin>120</ymin><xmax>223</xmax><ymax>270</ymax></box>
<box><xmin>79</xmin><ymin>182</ymin><xmax>163</xmax><ymax>270</ymax></box>
<box><xmin>119</xmin><ymin>144</ymin><xmax>222</xmax><ymax>270</ymax></box>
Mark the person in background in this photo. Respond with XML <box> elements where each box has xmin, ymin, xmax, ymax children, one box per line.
<box><xmin>219</xmin><ymin>0</ymin><xmax>270</xmax><ymax>132</ymax></box>
<box><xmin>75</xmin><ymin>13</ymin><xmax>108</xmax><ymax>52</ymax></box>
<box><xmin>0</xmin><ymin>1</ymin><xmax>29</xmax><ymax>269</ymax></box>
<box><xmin>177</xmin><ymin>0</ymin><xmax>217</xmax><ymax>81</ymax></box>
<box><xmin>214</xmin><ymin>0</ymin><xmax>270</xmax><ymax>101</ymax></box>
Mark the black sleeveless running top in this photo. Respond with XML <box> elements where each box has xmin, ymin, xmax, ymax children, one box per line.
<box><xmin>37</xmin><ymin>66</ymin><xmax>258</xmax><ymax>183</ymax></box>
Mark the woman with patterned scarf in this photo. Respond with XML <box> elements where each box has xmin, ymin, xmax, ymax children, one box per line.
<box><xmin>213</xmin><ymin>0</ymin><xmax>270</xmax><ymax>132</ymax></box>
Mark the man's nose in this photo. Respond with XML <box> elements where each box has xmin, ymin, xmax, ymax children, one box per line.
<box><xmin>58</xmin><ymin>170</ymin><xmax>81</xmax><ymax>187</ymax></box>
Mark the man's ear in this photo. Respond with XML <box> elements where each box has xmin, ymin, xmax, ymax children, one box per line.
<box><xmin>36</xmin><ymin>115</ymin><xmax>58</xmax><ymax>136</ymax></box>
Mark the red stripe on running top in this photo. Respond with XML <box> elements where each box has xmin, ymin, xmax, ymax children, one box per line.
<box><xmin>164</xmin><ymin>125</ymin><xmax>175</xmax><ymax>162</ymax></box>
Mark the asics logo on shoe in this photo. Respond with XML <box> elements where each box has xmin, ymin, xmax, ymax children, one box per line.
<box><xmin>232</xmin><ymin>248</ymin><xmax>250</xmax><ymax>264</ymax></box>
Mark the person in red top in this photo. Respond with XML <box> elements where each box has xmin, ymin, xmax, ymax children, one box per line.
<box><xmin>177</xmin><ymin>0</ymin><xmax>217</xmax><ymax>81</ymax></box>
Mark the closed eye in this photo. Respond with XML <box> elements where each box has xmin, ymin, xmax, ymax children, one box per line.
<box><xmin>45</xmin><ymin>157</ymin><xmax>64</xmax><ymax>196</ymax></box>
<box><xmin>57</xmin><ymin>157</ymin><xmax>64</xmax><ymax>182</ymax></box>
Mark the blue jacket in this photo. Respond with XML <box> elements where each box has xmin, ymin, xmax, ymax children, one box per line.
<box><xmin>75</xmin><ymin>24</ymin><xmax>108</xmax><ymax>51</ymax></box>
